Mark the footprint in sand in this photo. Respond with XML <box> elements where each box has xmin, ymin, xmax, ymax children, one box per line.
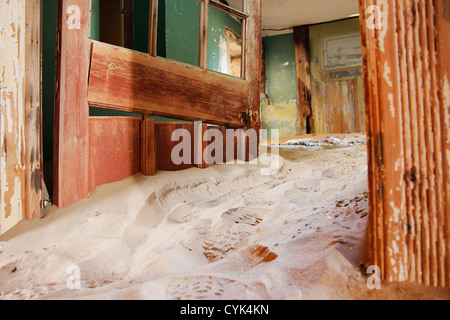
<box><xmin>239</xmin><ymin>245</ymin><xmax>278</xmax><ymax>269</ymax></box>
<box><xmin>202</xmin><ymin>230</ymin><xmax>250</xmax><ymax>263</ymax></box>
<box><xmin>202</xmin><ymin>208</ymin><xmax>267</xmax><ymax>263</ymax></box>
<box><xmin>165</xmin><ymin>275</ymin><xmax>242</xmax><ymax>300</ymax></box>
<box><xmin>221</xmin><ymin>208</ymin><xmax>263</xmax><ymax>227</ymax></box>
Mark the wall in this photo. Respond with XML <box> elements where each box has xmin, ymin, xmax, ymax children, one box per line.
<box><xmin>310</xmin><ymin>18</ymin><xmax>365</xmax><ymax>134</ymax></box>
<box><xmin>164</xmin><ymin>0</ymin><xmax>200</xmax><ymax>65</ymax></box>
<box><xmin>261</xmin><ymin>33</ymin><xmax>300</xmax><ymax>138</ymax></box>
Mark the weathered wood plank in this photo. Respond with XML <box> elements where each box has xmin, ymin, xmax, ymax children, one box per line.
<box><xmin>89</xmin><ymin>117</ymin><xmax>141</xmax><ymax>191</ymax></box>
<box><xmin>194</xmin><ymin>122</ymin><xmax>208</xmax><ymax>168</ymax></box>
<box><xmin>141</xmin><ymin>117</ymin><xmax>156</xmax><ymax>176</ymax></box>
<box><xmin>360</xmin><ymin>0</ymin><xmax>450</xmax><ymax>287</ymax></box>
<box><xmin>54</xmin><ymin>0</ymin><xmax>91</xmax><ymax>208</ymax></box>
<box><xmin>0</xmin><ymin>1</ymin><xmax>27</xmax><ymax>234</ymax></box>
<box><xmin>359</xmin><ymin>0</ymin><xmax>385</xmax><ymax>278</ymax></box>
<box><xmin>155</xmin><ymin>122</ymin><xmax>196</xmax><ymax>172</ymax></box>
<box><xmin>424</xmin><ymin>0</ymin><xmax>448</xmax><ymax>289</ymax></box>
<box><xmin>148</xmin><ymin>0</ymin><xmax>158</xmax><ymax>56</ymax></box>
<box><xmin>244</xmin><ymin>0</ymin><xmax>262</xmax><ymax>136</ymax></box>
<box><xmin>396</xmin><ymin>0</ymin><xmax>417</xmax><ymax>282</ymax></box>
<box><xmin>293</xmin><ymin>26</ymin><xmax>312</xmax><ymax>135</ymax></box>
<box><xmin>434</xmin><ymin>0</ymin><xmax>450</xmax><ymax>288</ymax></box>
<box><xmin>25</xmin><ymin>0</ymin><xmax>43</xmax><ymax>219</ymax></box>
<box><xmin>199</xmin><ymin>0</ymin><xmax>210</xmax><ymax>69</ymax></box>
<box><xmin>88</xmin><ymin>41</ymin><xmax>248</xmax><ymax>127</ymax></box>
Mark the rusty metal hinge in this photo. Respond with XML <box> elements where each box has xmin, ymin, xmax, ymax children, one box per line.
<box><xmin>241</xmin><ymin>112</ymin><xmax>250</xmax><ymax>126</ymax></box>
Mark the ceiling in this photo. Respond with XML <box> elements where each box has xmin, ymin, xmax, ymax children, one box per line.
<box><xmin>228</xmin><ymin>0</ymin><xmax>360</xmax><ymax>36</ymax></box>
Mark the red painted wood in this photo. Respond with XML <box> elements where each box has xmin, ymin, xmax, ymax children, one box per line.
<box><xmin>89</xmin><ymin>117</ymin><xmax>142</xmax><ymax>191</ymax></box>
<box><xmin>141</xmin><ymin>117</ymin><xmax>156</xmax><ymax>176</ymax></box>
<box><xmin>155</xmin><ymin>122</ymin><xmax>195</xmax><ymax>172</ymax></box>
<box><xmin>54</xmin><ymin>0</ymin><xmax>91</xmax><ymax>207</ymax></box>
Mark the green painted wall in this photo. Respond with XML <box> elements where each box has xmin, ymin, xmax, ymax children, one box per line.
<box><xmin>261</xmin><ymin>33</ymin><xmax>299</xmax><ymax>138</ymax></box>
<box><xmin>164</xmin><ymin>0</ymin><xmax>200</xmax><ymax>65</ymax></box>
<box><xmin>90</xmin><ymin>0</ymin><xmax>100</xmax><ymax>41</ymax></box>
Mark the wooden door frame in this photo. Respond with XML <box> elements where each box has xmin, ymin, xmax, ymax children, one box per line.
<box><xmin>358</xmin><ymin>0</ymin><xmax>449</xmax><ymax>287</ymax></box>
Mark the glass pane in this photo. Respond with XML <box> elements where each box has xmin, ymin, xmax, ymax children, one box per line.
<box><xmin>207</xmin><ymin>5</ymin><xmax>243</xmax><ymax>77</ymax></box>
<box><xmin>157</xmin><ymin>0</ymin><xmax>200</xmax><ymax>65</ymax></box>
<box><xmin>220</xmin><ymin>0</ymin><xmax>244</xmax><ymax>12</ymax></box>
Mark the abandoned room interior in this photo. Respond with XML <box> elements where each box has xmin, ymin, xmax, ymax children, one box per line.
<box><xmin>0</xmin><ymin>0</ymin><xmax>449</xmax><ymax>300</ymax></box>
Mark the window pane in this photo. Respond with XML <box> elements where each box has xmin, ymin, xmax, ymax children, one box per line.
<box><xmin>207</xmin><ymin>5</ymin><xmax>243</xmax><ymax>77</ymax></box>
<box><xmin>220</xmin><ymin>0</ymin><xmax>244</xmax><ymax>12</ymax></box>
<box><xmin>158</xmin><ymin>0</ymin><xmax>200</xmax><ymax>65</ymax></box>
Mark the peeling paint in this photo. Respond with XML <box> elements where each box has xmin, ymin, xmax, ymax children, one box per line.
<box><xmin>384</xmin><ymin>61</ymin><xmax>393</xmax><ymax>87</ymax></box>
<box><xmin>262</xmin><ymin>33</ymin><xmax>300</xmax><ymax>137</ymax></box>
<box><xmin>378</xmin><ymin>0</ymin><xmax>389</xmax><ymax>53</ymax></box>
<box><xmin>443</xmin><ymin>75</ymin><xmax>450</xmax><ymax>144</ymax></box>
<box><xmin>0</xmin><ymin>0</ymin><xmax>27</xmax><ymax>235</ymax></box>
<box><xmin>388</xmin><ymin>93</ymin><xmax>395</xmax><ymax>118</ymax></box>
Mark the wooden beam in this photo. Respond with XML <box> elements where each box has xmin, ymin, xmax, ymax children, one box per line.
<box><xmin>199</xmin><ymin>0</ymin><xmax>210</xmax><ymax>69</ymax></box>
<box><xmin>434</xmin><ymin>0</ymin><xmax>450</xmax><ymax>288</ymax></box>
<box><xmin>141</xmin><ymin>117</ymin><xmax>156</xmax><ymax>176</ymax></box>
<box><xmin>88</xmin><ymin>41</ymin><xmax>248</xmax><ymax>127</ymax></box>
<box><xmin>293</xmin><ymin>25</ymin><xmax>312</xmax><ymax>135</ymax></box>
<box><xmin>195</xmin><ymin>122</ymin><xmax>208</xmax><ymax>168</ymax></box>
<box><xmin>148</xmin><ymin>0</ymin><xmax>159</xmax><ymax>56</ymax></box>
<box><xmin>243</xmin><ymin>0</ymin><xmax>262</xmax><ymax>151</ymax></box>
<box><xmin>54</xmin><ymin>0</ymin><xmax>91</xmax><ymax>208</ymax></box>
<box><xmin>241</xmin><ymin>14</ymin><xmax>247</xmax><ymax>79</ymax></box>
<box><xmin>25</xmin><ymin>0</ymin><xmax>43</xmax><ymax>219</ymax></box>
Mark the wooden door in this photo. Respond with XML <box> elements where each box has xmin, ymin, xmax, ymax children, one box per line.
<box><xmin>310</xmin><ymin>19</ymin><xmax>365</xmax><ymax>134</ymax></box>
<box><xmin>324</xmin><ymin>76</ymin><xmax>365</xmax><ymax>133</ymax></box>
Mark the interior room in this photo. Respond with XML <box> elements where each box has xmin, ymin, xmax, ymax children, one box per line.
<box><xmin>0</xmin><ymin>0</ymin><xmax>449</xmax><ymax>301</ymax></box>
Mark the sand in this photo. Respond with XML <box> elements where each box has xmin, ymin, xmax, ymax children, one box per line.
<box><xmin>0</xmin><ymin>134</ymin><xmax>449</xmax><ymax>300</ymax></box>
